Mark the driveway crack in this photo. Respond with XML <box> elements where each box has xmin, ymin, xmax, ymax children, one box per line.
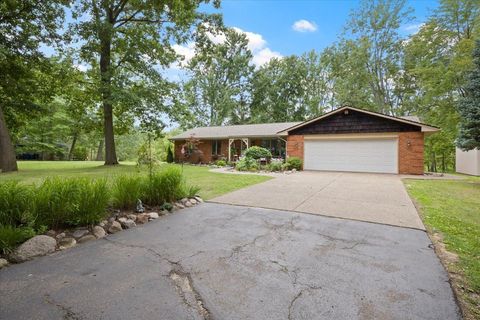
<box><xmin>102</xmin><ymin>238</ymin><xmax>211</xmax><ymax>319</ymax></box>
<box><xmin>44</xmin><ymin>294</ymin><xmax>83</xmax><ymax>320</ymax></box>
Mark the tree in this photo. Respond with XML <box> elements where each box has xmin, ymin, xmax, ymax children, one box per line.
<box><xmin>457</xmin><ymin>40</ymin><xmax>480</xmax><ymax>150</ymax></box>
<box><xmin>71</xmin><ymin>0</ymin><xmax>221</xmax><ymax>165</ymax></box>
<box><xmin>0</xmin><ymin>0</ymin><xmax>66</xmax><ymax>172</ymax></box>
<box><xmin>250</xmin><ymin>56</ymin><xmax>309</xmax><ymax>123</ymax></box>
<box><xmin>340</xmin><ymin>0</ymin><xmax>413</xmax><ymax>115</ymax></box>
<box><xmin>402</xmin><ymin>0</ymin><xmax>479</xmax><ymax>170</ymax></box>
<box><xmin>177</xmin><ymin>27</ymin><xmax>254</xmax><ymax>127</ymax></box>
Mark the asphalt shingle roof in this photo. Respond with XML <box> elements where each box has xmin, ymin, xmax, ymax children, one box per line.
<box><xmin>170</xmin><ymin>122</ymin><xmax>301</xmax><ymax>140</ymax></box>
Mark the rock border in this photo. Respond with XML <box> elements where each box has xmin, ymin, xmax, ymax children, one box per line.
<box><xmin>0</xmin><ymin>196</ymin><xmax>204</xmax><ymax>267</ymax></box>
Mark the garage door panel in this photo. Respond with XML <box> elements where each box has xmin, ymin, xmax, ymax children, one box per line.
<box><xmin>304</xmin><ymin>139</ymin><xmax>398</xmax><ymax>174</ymax></box>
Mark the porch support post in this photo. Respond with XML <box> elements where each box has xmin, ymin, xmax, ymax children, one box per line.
<box><xmin>278</xmin><ymin>137</ymin><xmax>287</xmax><ymax>158</ymax></box>
<box><xmin>228</xmin><ymin>138</ymin><xmax>234</xmax><ymax>162</ymax></box>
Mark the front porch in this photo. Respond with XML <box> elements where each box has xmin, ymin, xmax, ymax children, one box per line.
<box><xmin>227</xmin><ymin>137</ymin><xmax>287</xmax><ymax>162</ymax></box>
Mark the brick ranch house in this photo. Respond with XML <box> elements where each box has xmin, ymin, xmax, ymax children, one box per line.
<box><xmin>170</xmin><ymin>106</ymin><xmax>439</xmax><ymax>175</ymax></box>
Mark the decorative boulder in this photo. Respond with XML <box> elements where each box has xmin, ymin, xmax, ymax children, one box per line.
<box><xmin>127</xmin><ymin>214</ymin><xmax>137</xmax><ymax>221</ymax></box>
<box><xmin>0</xmin><ymin>258</ymin><xmax>8</xmax><ymax>269</ymax></box>
<box><xmin>194</xmin><ymin>196</ymin><xmax>203</xmax><ymax>203</ymax></box>
<box><xmin>58</xmin><ymin>237</ymin><xmax>77</xmax><ymax>250</ymax></box>
<box><xmin>184</xmin><ymin>201</ymin><xmax>192</xmax><ymax>207</ymax></box>
<box><xmin>10</xmin><ymin>235</ymin><xmax>56</xmax><ymax>262</ymax></box>
<box><xmin>118</xmin><ymin>217</ymin><xmax>136</xmax><ymax>228</ymax></box>
<box><xmin>55</xmin><ymin>232</ymin><xmax>66</xmax><ymax>240</ymax></box>
<box><xmin>92</xmin><ymin>226</ymin><xmax>106</xmax><ymax>239</ymax></box>
<box><xmin>78</xmin><ymin>235</ymin><xmax>96</xmax><ymax>244</ymax></box>
<box><xmin>148</xmin><ymin>212</ymin><xmax>159</xmax><ymax>219</ymax></box>
<box><xmin>72</xmin><ymin>229</ymin><xmax>89</xmax><ymax>239</ymax></box>
<box><xmin>136</xmin><ymin>214</ymin><xmax>149</xmax><ymax>224</ymax></box>
<box><xmin>108</xmin><ymin>221</ymin><xmax>122</xmax><ymax>234</ymax></box>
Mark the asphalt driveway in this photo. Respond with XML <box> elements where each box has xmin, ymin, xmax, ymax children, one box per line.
<box><xmin>0</xmin><ymin>203</ymin><xmax>459</xmax><ymax>320</ymax></box>
<box><xmin>211</xmin><ymin>171</ymin><xmax>425</xmax><ymax>229</ymax></box>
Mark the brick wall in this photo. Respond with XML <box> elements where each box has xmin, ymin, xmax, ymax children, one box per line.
<box><xmin>398</xmin><ymin>132</ymin><xmax>424</xmax><ymax>175</ymax></box>
<box><xmin>287</xmin><ymin>135</ymin><xmax>304</xmax><ymax>165</ymax></box>
<box><xmin>174</xmin><ymin>139</ymin><xmax>229</xmax><ymax>164</ymax></box>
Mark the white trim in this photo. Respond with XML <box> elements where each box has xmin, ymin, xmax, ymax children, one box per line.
<box><xmin>303</xmin><ymin>132</ymin><xmax>399</xmax><ymax>140</ymax></box>
<box><xmin>278</xmin><ymin>106</ymin><xmax>439</xmax><ymax>134</ymax></box>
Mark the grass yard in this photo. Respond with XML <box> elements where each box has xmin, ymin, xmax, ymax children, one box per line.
<box><xmin>405</xmin><ymin>177</ymin><xmax>480</xmax><ymax>319</ymax></box>
<box><xmin>0</xmin><ymin>161</ymin><xmax>272</xmax><ymax>200</ymax></box>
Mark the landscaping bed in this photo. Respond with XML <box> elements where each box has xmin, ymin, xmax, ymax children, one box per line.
<box><xmin>0</xmin><ymin>166</ymin><xmax>204</xmax><ymax>267</ymax></box>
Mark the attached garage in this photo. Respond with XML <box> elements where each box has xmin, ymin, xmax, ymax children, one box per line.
<box><xmin>282</xmin><ymin>107</ymin><xmax>439</xmax><ymax>175</ymax></box>
<box><xmin>304</xmin><ymin>137</ymin><xmax>398</xmax><ymax>174</ymax></box>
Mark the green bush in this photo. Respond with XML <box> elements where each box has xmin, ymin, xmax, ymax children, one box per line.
<box><xmin>236</xmin><ymin>157</ymin><xmax>259</xmax><ymax>171</ymax></box>
<box><xmin>0</xmin><ymin>225</ymin><xmax>36</xmax><ymax>254</ymax></box>
<box><xmin>185</xmin><ymin>185</ymin><xmax>200</xmax><ymax>198</ymax></box>
<box><xmin>269</xmin><ymin>161</ymin><xmax>283</xmax><ymax>172</ymax></box>
<box><xmin>70</xmin><ymin>178</ymin><xmax>109</xmax><ymax>226</ymax></box>
<box><xmin>0</xmin><ymin>181</ymin><xmax>35</xmax><ymax>227</ymax></box>
<box><xmin>112</xmin><ymin>175</ymin><xmax>143</xmax><ymax>209</ymax></box>
<box><xmin>284</xmin><ymin>157</ymin><xmax>302</xmax><ymax>170</ymax></box>
<box><xmin>244</xmin><ymin>146</ymin><xmax>272</xmax><ymax>160</ymax></box>
<box><xmin>35</xmin><ymin>177</ymin><xmax>109</xmax><ymax>228</ymax></box>
<box><xmin>143</xmin><ymin>166</ymin><xmax>186</xmax><ymax>205</ymax></box>
<box><xmin>166</xmin><ymin>145</ymin><xmax>174</xmax><ymax>163</ymax></box>
<box><xmin>215</xmin><ymin>159</ymin><xmax>227</xmax><ymax>166</ymax></box>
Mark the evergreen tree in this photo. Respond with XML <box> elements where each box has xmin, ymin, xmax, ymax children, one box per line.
<box><xmin>457</xmin><ymin>40</ymin><xmax>480</xmax><ymax>150</ymax></box>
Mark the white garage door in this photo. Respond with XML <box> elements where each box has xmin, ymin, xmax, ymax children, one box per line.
<box><xmin>304</xmin><ymin>138</ymin><xmax>398</xmax><ymax>174</ymax></box>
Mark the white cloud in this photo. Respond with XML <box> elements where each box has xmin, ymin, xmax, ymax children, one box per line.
<box><xmin>252</xmin><ymin>48</ymin><xmax>282</xmax><ymax>66</ymax></box>
<box><xmin>172</xmin><ymin>26</ymin><xmax>281</xmax><ymax>68</ymax></box>
<box><xmin>172</xmin><ymin>42</ymin><xmax>196</xmax><ymax>68</ymax></box>
<box><xmin>404</xmin><ymin>23</ymin><xmax>425</xmax><ymax>34</ymax></box>
<box><xmin>232</xmin><ymin>27</ymin><xmax>266</xmax><ymax>51</ymax></box>
<box><xmin>292</xmin><ymin>19</ymin><xmax>317</xmax><ymax>32</ymax></box>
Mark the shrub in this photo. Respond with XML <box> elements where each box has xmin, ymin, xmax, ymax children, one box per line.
<box><xmin>269</xmin><ymin>161</ymin><xmax>283</xmax><ymax>172</ymax></box>
<box><xmin>35</xmin><ymin>177</ymin><xmax>110</xmax><ymax>228</ymax></box>
<box><xmin>0</xmin><ymin>181</ymin><xmax>35</xmax><ymax>227</ymax></box>
<box><xmin>284</xmin><ymin>157</ymin><xmax>302</xmax><ymax>170</ymax></box>
<box><xmin>35</xmin><ymin>178</ymin><xmax>80</xmax><ymax>228</ymax></box>
<box><xmin>215</xmin><ymin>159</ymin><xmax>227</xmax><ymax>167</ymax></box>
<box><xmin>70</xmin><ymin>179</ymin><xmax>109</xmax><ymax>226</ymax></box>
<box><xmin>236</xmin><ymin>157</ymin><xmax>258</xmax><ymax>171</ymax></box>
<box><xmin>161</xmin><ymin>202</ymin><xmax>173</xmax><ymax>211</ymax></box>
<box><xmin>244</xmin><ymin>146</ymin><xmax>272</xmax><ymax>160</ymax></box>
<box><xmin>112</xmin><ymin>175</ymin><xmax>143</xmax><ymax>209</ymax></box>
<box><xmin>143</xmin><ymin>166</ymin><xmax>186</xmax><ymax>205</ymax></box>
<box><xmin>0</xmin><ymin>225</ymin><xmax>36</xmax><ymax>255</ymax></box>
<box><xmin>166</xmin><ymin>145</ymin><xmax>174</xmax><ymax>163</ymax></box>
<box><xmin>185</xmin><ymin>185</ymin><xmax>201</xmax><ymax>198</ymax></box>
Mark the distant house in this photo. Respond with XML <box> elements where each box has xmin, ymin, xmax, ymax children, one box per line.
<box><xmin>456</xmin><ymin>148</ymin><xmax>480</xmax><ymax>176</ymax></box>
<box><xmin>170</xmin><ymin>106</ymin><xmax>439</xmax><ymax>175</ymax></box>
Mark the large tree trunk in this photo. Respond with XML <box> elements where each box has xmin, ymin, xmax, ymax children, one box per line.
<box><xmin>68</xmin><ymin>133</ymin><xmax>78</xmax><ymax>160</ymax></box>
<box><xmin>0</xmin><ymin>104</ymin><xmax>18</xmax><ymax>172</ymax></box>
<box><xmin>99</xmin><ymin>15</ymin><xmax>118</xmax><ymax>166</ymax></box>
<box><xmin>96</xmin><ymin>139</ymin><xmax>104</xmax><ymax>161</ymax></box>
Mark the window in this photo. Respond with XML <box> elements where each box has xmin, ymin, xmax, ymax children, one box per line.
<box><xmin>212</xmin><ymin>140</ymin><xmax>222</xmax><ymax>155</ymax></box>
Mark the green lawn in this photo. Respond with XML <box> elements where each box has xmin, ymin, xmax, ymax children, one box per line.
<box><xmin>0</xmin><ymin>161</ymin><xmax>271</xmax><ymax>200</ymax></box>
<box><xmin>405</xmin><ymin>177</ymin><xmax>480</xmax><ymax>319</ymax></box>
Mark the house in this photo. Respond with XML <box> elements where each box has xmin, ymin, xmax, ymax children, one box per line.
<box><xmin>170</xmin><ymin>106</ymin><xmax>439</xmax><ymax>175</ymax></box>
<box><xmin>456</xmin><ymin>148</ymin><xmax>480</xmax><ymax>176</ymax></box>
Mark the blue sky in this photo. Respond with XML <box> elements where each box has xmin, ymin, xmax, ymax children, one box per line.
<box><xmin>196</xmin><ymin>0</ymin><xmax>439</xmax><ymax>64</ymax></box>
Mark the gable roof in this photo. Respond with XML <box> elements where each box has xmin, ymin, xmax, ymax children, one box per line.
<box><xmin>170</xmin><ymin>122</ymin><xmax>301</xmax><ymax>140</ymax></box>
<box><xmin>278</xmin><ymin>106</ymin><xmax>439</xmax><ymax>134</ymax></box>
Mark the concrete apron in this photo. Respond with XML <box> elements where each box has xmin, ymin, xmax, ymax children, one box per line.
<box><xmin>210</xmin><ymin>171</ymin><xmax>425</xmax><ymax>230</ymax></box>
